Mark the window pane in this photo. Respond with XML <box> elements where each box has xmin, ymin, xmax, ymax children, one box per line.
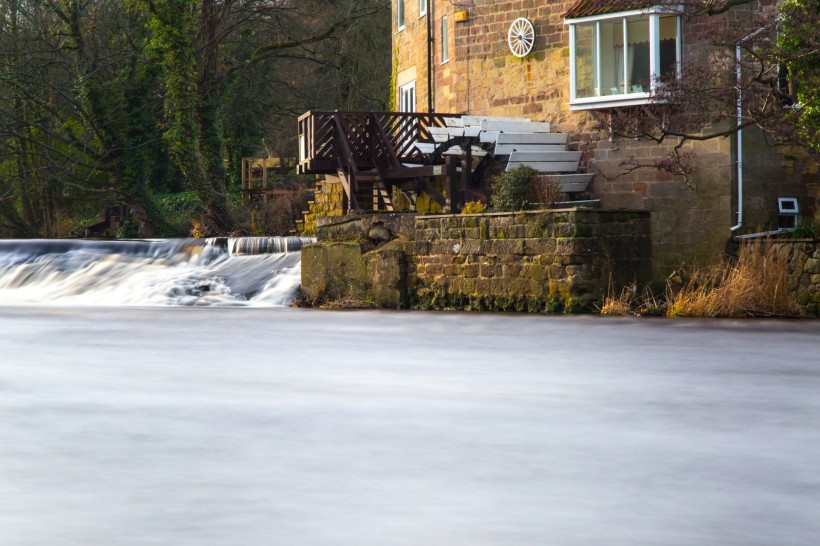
<box><xmin>659</xmin><ymin>16</ymin><xmax>678</xmax><ymax>79</ymax></box>
<box><xmin>442</xmin><ymin>17</ymin><xmax>449</xmax><ymax>62</ymax></box>
<box><xmin>399</xmin><ymin>81</ymin><xmax>416</xmax><ymax>112</ymax></box>
<box><xmin>627</xmin><ymin>16</ymin><xmax>650</xmax><ymax>93</ymax></box>
<box><xmin>398</xmin><ymin>0</ymin><xmax>404</xmax><ymax>28</ymax></box>
<box><xmin>574</xmin><ymin>23</ymin><xmax>596</xmax><ymax>99</ymax></box>
<box><xmin>420</xmin><ymin>0</ymin><xmax>427</xmax><ymax>16</ymax></box>
<box><xmin>600</xmin><ymin>19</ymin><xmax>624</xmax><ymax>96</ymax></box>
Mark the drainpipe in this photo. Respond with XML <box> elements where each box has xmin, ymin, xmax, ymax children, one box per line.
<box><xmin>427</xmin><ymin>1</ymin><xmax>434</xmax><ymax>112</ymax></box>
<box><xmin>730</xmin><ymin>44</ymin><xmax>743</xmax><ymax>232</ymax></box>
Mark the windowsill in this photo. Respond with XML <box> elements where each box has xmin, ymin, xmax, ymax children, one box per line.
<box><xmin>418</xmin><ymin>13</ymin><xmax>427</xmax><ymax>18</ymax></box>
<box><xmin>570</xmin><ymin>92</ymin><xmax>651</xmax><ymax>111</ymax></box>
<box><xmin>441</xmin><ymin>59</ymin><xmax>449</xmax><ymax>65</ymax></box>
<box><xmin>397</xmin><ymin>25</ymin><xmax>405</xmax><ymax>32</ymax></box>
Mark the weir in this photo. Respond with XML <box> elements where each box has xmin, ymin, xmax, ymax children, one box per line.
<box><xmin>0</xmin><ymin>237</ymin><xmax>315</xmax><ymax>307</ymax></box>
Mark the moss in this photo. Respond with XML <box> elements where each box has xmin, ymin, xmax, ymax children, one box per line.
<box><xmin>573</xmin><ymin>223</ymin><xmax>594</xmax><ymax>238</ymax></box>
<box><xmin>409</xmin><ymin>287</ymin><xmax>589</xmax><ymax>314</ymax></box>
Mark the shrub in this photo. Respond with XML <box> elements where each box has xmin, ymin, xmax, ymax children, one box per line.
<box><xmin>461</xmin><ymin>200</ymin><xmax>488</xmax><ymax>214</ymax></box>
<box><xmin>785</xmin><ymin>212</ymin><xmax>819</xmax><ymax>239</ymax></box>
<box><xmin>490</xmin><ymin>166</ymin><xmax>538</xmax><ymax>212</ymax></box>
<box><xmin>531</xmin><ymin>175</ymin><xmax>561</xmax><ymax>209</ymax></box>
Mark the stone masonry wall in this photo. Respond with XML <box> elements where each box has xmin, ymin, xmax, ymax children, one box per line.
<box><xmin>301</xmin><ymin>210</ymin><xmax>653</xmax><ymax>312</ymax></box>
<box><xmin>297</xmin><ymin>176</ymin><xmax>345</xmax><ymax>235</ymax></box>
<box><xmin>778</xmin><ymin>239</ymin><xmax>820</xmax><ymax>316</ymax></box>
<box><xmin>409</xmin><ymin>211</ymin><xmax>652</xmax><ymax>311</ymax></box>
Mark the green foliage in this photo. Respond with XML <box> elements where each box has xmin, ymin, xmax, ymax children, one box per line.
<box><xmin>490</xmin><ymin>166</ymin><xmax>539</xmax><ymax>212</ymax></box>
<box><xmin>785</xmin><ymin>217</ymin><xmax>819</xmax><ymax>239</ymax></box>
<box><xmin>155</xmin><ymin>192</ymin><xmax>206</xmax><ymax>237</ymax></box>
<box><xmin>0</xmin><ymin>0</ymin><xmax>391</xmax><ymax>236</ymax></box>
<box><xmin>779</xmin><ymin>0</ymin><xmax>820</xmax><ymax>149</ymax></box>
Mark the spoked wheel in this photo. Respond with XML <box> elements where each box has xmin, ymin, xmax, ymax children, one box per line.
<box><xmin>508</xmin><ymin>18</ymin><xmax>535</xmax><ymax>58</ymax></box>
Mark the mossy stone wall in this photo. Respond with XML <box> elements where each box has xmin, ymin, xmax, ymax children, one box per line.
<box><xmin>298</xmin><ymin>177</ymin><xmax>345</xmax><ymax>235</ymax></box>
<box><xmin>301</xmin><ymin>210</ymin><xmax>653</xmax><ymax>312</ymax></box>
<box><xmin>409</xmin><ymin>211</ymin><xmax>652</xmax><ymax>312</ymax></box>
<box><xmin>777</xmin><ymin>239</ymin><xmax>820</xmax><ymax>316</ymax></box>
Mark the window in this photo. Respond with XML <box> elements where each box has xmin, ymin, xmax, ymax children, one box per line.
<box><xmin>419</xmin><ymin>0</ymin><xmax>427</xmax><ymax>17</ymax></box>
<box><xmin>399</xmin><ymin>81</ymin><xmax>416</xmax><ymax>112</ymax></box>
<box><xmin>566</xmin><ymin>8</ymin><xmax>681</xmax><ymax>109</ymax></box>
<box><xmin>397</xmin><ymin>0</ymin><xmax>405</xmax><ymax>30</ymax></box>
<box><xmin>441</xmin><ymin>16</ymin><xmax>449</xmax><ymax>63</ymax></box>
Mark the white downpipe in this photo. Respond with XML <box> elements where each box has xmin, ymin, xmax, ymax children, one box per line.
<box><xmin>730</xmin><ymin>45</ymin><xmax>744</xmax><ymax>232</ymax></box>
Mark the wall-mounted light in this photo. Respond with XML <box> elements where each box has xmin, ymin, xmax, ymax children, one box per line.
<box><xmin>454</xmin><ymin>11</ymin><xmax>468</xmax><ymax>22</ymax></box>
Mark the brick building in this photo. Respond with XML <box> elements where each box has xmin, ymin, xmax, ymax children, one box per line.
<box><xmin>393</xmin><ymin>0</ymin><xmax>819</xmax><ymax>273</ymax></box>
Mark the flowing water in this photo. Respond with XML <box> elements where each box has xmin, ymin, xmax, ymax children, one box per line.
<box><xmin>0</xmin><ymin>240</ymin><xmax>818</xmax><ymax>545</ymax></box>
<box><xmin>0</xmin><ymin>237</ymin><xmax>312</xmax><ymax>307</ymax></box>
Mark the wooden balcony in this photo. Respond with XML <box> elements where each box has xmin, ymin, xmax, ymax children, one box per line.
<box><xmin>297</xmin><ymin>110</ymin><xmax>458</xmax><ymax>177</ymax></box>
<box><xmin>296</xmin><ymin>111</ymin><xmax>593</xmax><ymax>213</ymax></box>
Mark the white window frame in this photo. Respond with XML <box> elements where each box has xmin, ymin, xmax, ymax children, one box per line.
<box><xmin>419</xmin><ymin>0</ymin><xmax>427</xmax><ymax>17</ymax></box>
<box><xmin>399</xmin><ymin>80</ymin><xmax>417</xmax><ymax>112</ymax></box>
<box><xmin>441</xmin><ymin>16</ymin><xmax>449</xmax><ymax>64</ymax></box>
<box><xmin>397</xmin><ymin>0</ymin><xmax>405</xmax><ymax>31</ymax></box>
<box><xmin>565</xmin><ymin>7</ymin><xmax>682</xmax><ymax>110</ymax></box>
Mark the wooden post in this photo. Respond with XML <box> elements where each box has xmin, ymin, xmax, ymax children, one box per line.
<box><xmin>262</xmin><ymin>158</ymin><xmax>268</xmax><ymax>191</ymax></box>
<box><xmin>445</xmin><ymin>155</ymin><xmax>458</xmax><ymax>213</ymax></box>
<box><xmin>241</xmin><ymin>158</ymin><xmax>247</xmax><ymax>204</ymax></box>
<box><xmin>458</xmin><ymin>146</ymin><xmax>471</xmax><ymax>212</ymax></box>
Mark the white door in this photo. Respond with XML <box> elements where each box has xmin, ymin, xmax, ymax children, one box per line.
<box><xmin>399</xmin><ymin>81</ymin><xmax>416</xmax><ymax>112</ymax></box>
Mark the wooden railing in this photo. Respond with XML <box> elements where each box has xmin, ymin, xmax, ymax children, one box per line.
<box><xmin>297</xmin><ymin>110</ymin><xmax>459</xmax><ymax>176</ymax></box>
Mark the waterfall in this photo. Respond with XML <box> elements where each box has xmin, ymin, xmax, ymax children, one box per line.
<box><xmin>0</xmin><ymin>237</ymin><xmax>315</xmax><ymax>307</ymax></box>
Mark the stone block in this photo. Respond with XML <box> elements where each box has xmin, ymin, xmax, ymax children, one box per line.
<box><xmin>301</xmin><ymin>242</ymin><xmax>366</xmax><ymax>302</ymax></box>
<box><xmin>480</xmin><ymin>239</ymin><xmax>525</xmax><ymax>256</ymax></box>
<box><xmin>522</xmin><ymin>238</ymin><xmax>553</xmax><ymax>257</ymax></box>
<box><xmin>364</xmin><ymin>242</ymin><xmax>408</xmax><ymax>309</ymax></box>
<box><xmin>502</xmin><ymin>264</ymin><xmax>522</xmax><ymax>279</ymax></box>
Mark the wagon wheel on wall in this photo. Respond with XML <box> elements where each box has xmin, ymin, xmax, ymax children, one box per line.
<box><xmin>508</xmin><ymin>18</ymin><xmax>535</xmax><ymax>58</ymax></box>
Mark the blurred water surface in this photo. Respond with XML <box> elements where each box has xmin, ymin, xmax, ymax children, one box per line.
<box><xmin>0</xmin><ymin>307</ymin><xmax>818</xmax><ymax>545</ymax></box>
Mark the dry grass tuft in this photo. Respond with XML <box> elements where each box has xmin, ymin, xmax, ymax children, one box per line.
<box><xmin>600</xmin><ymin>286</ymin><xmax>638</xmax><ymax>316</ymax></box>
<box><xmin>667</xmin><ymin>242</ymin><xmax>802</xmax><ymax>318</ymax></box>
<box><xmin>600</xmin><ymin>284</ymin><xmax>666</xmax><ymax>317</ymax></box>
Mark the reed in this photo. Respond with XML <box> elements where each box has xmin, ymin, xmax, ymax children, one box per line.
<box><xmin>667</xmin><ymin>242</ymin><xmax>802</xmax><ymax>318</ymax></box>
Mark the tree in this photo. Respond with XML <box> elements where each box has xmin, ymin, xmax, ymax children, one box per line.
<box><xmin>779</xmin><ymin>0</ymin><xmax>820</xmax><ymax>147</ymax></box>
<box><xmin>0</xmin><ymin>0</ymin><xmax>168</xmax><ymax>237</ymax></box>
<box><xmin>140</xmin><ymin>0</ymin><xmax>390</xmax><ymax>234</ymax></box>
<box><xmin>0</xmin><ymin>0</ymin><xmax>390</xmax><ymax>237</ymax></box>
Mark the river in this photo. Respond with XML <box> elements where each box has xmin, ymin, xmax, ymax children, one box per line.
<box><xmin>0</xmin><ymin>240</ymin><xmax>818</xmax><ymax>545</ymax></box>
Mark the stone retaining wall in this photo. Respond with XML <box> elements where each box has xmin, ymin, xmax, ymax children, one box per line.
<box><xmin>778</xmin><ymin>239</ymin><xmax>820</xmax><ymax>316</ymax></box>
<box><xmin>408</xmin><ymin>211</ymin><xmax>652</xmax><ymax>311</ymax></box>
<box><xmin>302</xmin><ymin>210</ymin><xmax>653</xmax><ymax>312</ymax></box>
<box><xmin>297</xmin><ymin>177</ymin><xmax>345</xmax><ymax>235</ymax></box>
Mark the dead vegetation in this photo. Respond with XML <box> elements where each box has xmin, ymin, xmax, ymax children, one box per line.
<box><xmin>601</xmin><ymin>242</ymin><xmax>804</xmax><ymax>318</ymax></box>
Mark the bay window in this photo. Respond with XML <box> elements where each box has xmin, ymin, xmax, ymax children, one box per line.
<box><xmin>566</xmin><ymin>8</ymin><xmax>681</xmax><ymax>109</ymax></box>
